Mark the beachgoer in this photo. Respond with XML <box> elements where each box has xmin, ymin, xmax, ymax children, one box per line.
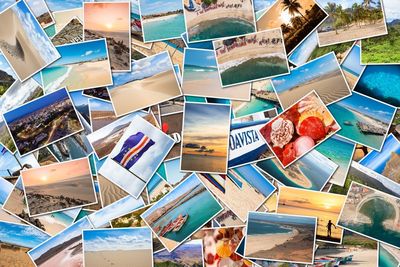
<box><xmin>327</xmin><ymin>220</ymin><xmax>336</xmax><ymax>237</ymax></box>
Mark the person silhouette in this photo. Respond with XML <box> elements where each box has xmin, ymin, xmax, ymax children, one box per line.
<box><xmin>327</xmin><ymin>220</ymin><xmax>336</xmax><ymax>237</ymax></box>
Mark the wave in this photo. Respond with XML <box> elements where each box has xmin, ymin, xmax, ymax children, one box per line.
<box><xmin>44</xmin><ymin>66</ymin><xmax>72</xmax><ymax>93</ymax></box>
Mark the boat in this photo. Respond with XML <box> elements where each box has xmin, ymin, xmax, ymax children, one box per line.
<box><xmin>344</xmin><ymin>121</ymin><xmax>353</xmax><ymax>126</ymax></box>
<box><xmin>172</xmin><ymin>214</ymin><xmax>188</xmax><ymax>232</ymax></box>
<box><xmin>158</xmin><ymin>214</ymin><xmax>189</xmax><ymax>236</ymax></box>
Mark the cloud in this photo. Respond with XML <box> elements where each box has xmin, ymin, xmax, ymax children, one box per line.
<box><xmin>82</xmin><ymin>50</ymin><xmax>93</xmax><ymax>57</ymax></box>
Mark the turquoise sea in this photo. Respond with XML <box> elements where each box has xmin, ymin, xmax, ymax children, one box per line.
<box><xmin>380</xmin><ymin>245</ymin><xmax>399</xmax><ymax>267</ymax></box>
<box><xmin>234</xmin><ymin>95</ymin><xmax>280</xmax><ymax>117</ymax></box>
<box><xmin>184</xmin><ymin>65</ymin><xmax>218</xmax><ymax>81</ymax></box>
<box><xmin>189</xmin><ymin>18</ymin><xmax>255</xmax><ymax>42</ymax></box>
<box><xmin>341</xmin><ymin>65</ymin><xmax>359</xmax><ymax>77</ymax></box>
<box><xmin>53</xmin><ymin>212</ymin><xmax>74</xmax><ymax>227</ymax></box>
<box><xmin>221</xmin><ymin>57</ymin><xmax>288</xmax><ymax>86</ymax></box>
<box><xmin>247</xmin><ymin>220</ymin><xmax>292</xmax><ymax>235</ymax></box>
<box><xmin>142</xmin><ymin>14</ymin><xmax>185</xmax><ymax>42</ymax></box>
<box><xmin>42</xmin><ymin>65</ymin><xmax>70</xmax><ymax>91</ymax></box>
<box><xmin>328</xmin><ymin>104</ymin><xmax>384</xmax><ymax>150</ymax></box>
<box><xmin>152</xmin><ymin>190</ymin><xmax>221</xmax><ymax>242</ymax></box>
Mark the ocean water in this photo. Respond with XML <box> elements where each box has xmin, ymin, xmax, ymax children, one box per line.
<box><xmin>53</xmin><ymin>212</ymin><xmax>74</xmax><ymax>227</ymax></box>
<box><xmin>221</xmin><ymin>57</ymin><xmax>288</xmax><ymax>86</ymax></box>
<box><xmin>341</xmin><ymin>65</ymin><xmax>359</xmax><ymax>77</ymax></box>
<box><xmin>42</xmin><ymin>65</ymin><xmax>70</xmax><ymax>93</ymax></box>
<box><xmin>234</xmin><ymin>95</ymin><xmax>279</xmax><ymax>117</ymax></box>
<box><xmin>354</xmin><ymin>66</ymin><xmax>400</xmax><ymax>107</ymax></box>
<box><xmin>328</xmin><ymin>104</ymin><xmax>384</xmax><ymax>150</ymax></box>
<box><xmin>380</xmin><ymin>245</ymin><xmax>399</xmax><ymax>267</ymax></box>
<box><xmin>247</xmin><ymin>220</ymin><xmax>292</xmax><ymax>235</ymax></box>
<box><xmin>189</xmin><ymin>18</ymin><xmax>255</xmax><ymax>41</ymax></box>
<box><xmin>152</xmin><ymin>190</ymin><xmax>221</xmax><ymax>242</ymax></box>
<box><xmin>181</xmin><ymin>154</ymin><xmax>227</xmax><ymax>173</ymax></box>
<box><xmin>183</xmin><ymin>65</ymin><xmax>218</xmax><ymax>81</ymax></box>
<box><xmin>142</xmin><ymin>14</ymin><xmax>185</xmax><ymax>41</ymax></box>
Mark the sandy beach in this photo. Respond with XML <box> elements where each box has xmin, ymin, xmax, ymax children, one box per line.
<box><xmin>143</xmin><ymin>14</ymin><xmax>180</xmax><ymax>23</ymax></box>
<box><xmin>0</xmin><ymin>246</ymin><xmax>36</xmax><ymax>267</ymax></box>
<box><xmin>98</xmin><ymin>174</ymin><xmax>128</xmax><ymax>207</ymax></box>
<box><xmin>85</xmin><ymin>249</ymin><xmax>152</xmax><ymax>267</ymax></box>
<box><xmin>39</xmin><ymin>216</ymin><xmax>68</xmax><ymax>236</ymax></box>
<box><xmin>0</xmin><ymin>6</ymin><xmax>47</xmax><ymax>80</ymax></box>
<box><xmin>246</xmin><ymin>229</ymin><xmax>298</xmax><ymax>255</ymax></box>
<box><xmin>90</xmin><ymin>111</ymin><xmax>117</xmax><ymax>131</ymax></box>
<box><xmin>37</xmin><ymin>237</ymin><xmax>83</xmax><ymax>267</ymax></box>
<box><xmin>2</xmin><ymin>187</ymin><xmax>25</xmax><ymax>215</ymax></box>
<box><xmin>277</xmin><ymin>69</ymin><xmax>351</xmax><ymax>108</ymax></box>
<box><xmin>315</xmin><ymin>247</ymin><xmax>377</xmax><ymax>267</ymax></box>
<box><xmin>54</xmin><ymin>8</ymin><xmax>83</xmax><ymax>33</ymax></box>
<box><xmin>149</xmin><ymin>182</ymin><xmax>169</xmax><ymax>202</ymax></box>
<box><xmin>342</xmin><ymin>69</ymin><xmax>359</xmax><ymax>89</ymax></box>
<box><xmin>110</xmin><ymin>69</ymin><xmax>181</xmax><ymax>116</ymax></box>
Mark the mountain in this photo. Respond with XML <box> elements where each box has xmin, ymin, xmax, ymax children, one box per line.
<box><xmin>0</xmin><ymin>69</ymin><xmax>15</xmax><ymax>94</ymax></box>
<box><xmin>388</xmin><ymin>19</ymin><xmax>400</xmax><ymax>26</ymax></box>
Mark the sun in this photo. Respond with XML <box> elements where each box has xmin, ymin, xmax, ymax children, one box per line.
<box><xmin>280</xmin><ymin>9</ymin><xmax>292</xmax><ymax>24</ymax></box>
<box><xmin>105</xmin><ymin>23</ymin><xmax>113</xmax><ymax>29</ymax></box>
<box><xmin>40</xmin><ymin>176</ymin><xmax>48</xmax><ymax>182</ymax></box>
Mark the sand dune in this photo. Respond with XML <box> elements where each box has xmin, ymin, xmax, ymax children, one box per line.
<box><xmin>85</xmin><ymin>249</ymin><xmax>152</xmax><ymax>267</ymax></box>
<box><xmin>0</xmin><ymin>246</ymin><xmax>35</xmax><ymax>267</ymax></box>
<box><xmin>110</xmin><ymin>69</ymin><xmax>181</xmax><ymax>116</ymax></box>
<box><xmin>98</xmin><ymin>174</ymin><xmax>128</xmax><ymax>207</ymax></box>
<box><xmin>342</xmin><ymin>69</ymin><xmax>358</xmax><ymax>89</ymax></box>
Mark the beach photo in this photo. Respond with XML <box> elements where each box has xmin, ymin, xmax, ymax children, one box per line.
<box><xmin>26</xmin><ymin>0</ymin><xmax>54</xmax><ymax>28</ymax></box>
<box><xmin>0</xmin><ymin>0</ymin><xmax>60</xmax><ymax>81</ymax></box>
<box><xmin>3</xmin><ymin>88</ymin><xmax>83</xmax><ymax>156</ymax></box>
<box><xmin>0</xmin><ymin>221</ymin><xmax>50</xmax><ymax>267</ymax></box>
<box><xmin>21</xmin><ymin>158</ymin><xmax>97</xmax><ymax>216</ymax></box>
<box><xmin>380</xmin><ymin>243</ymin><xmax>400</xmax><ymax>267</ymax></box>
<box><xmin>141</xmin><ymin>173</ymin><xmax>222</xmax><ymax>251</ymax></box>
<box><xmin>130</xmin><ymin>0</ymin><xmax>152</xmax><ymax>48</ymax></box>
<box><xmin>41</xmin><ymin>39</ymin><xmax>112</xmax><ymax>93</ymax></box>
<box><xmin>84</xmin><ymin>2</ymin><xmax>131</xmax><ymax>71</ymax></box>
<box><xmin>214</xmin><ymin>29</ymin><xmax>289</xmax><ymax>87</ymax></box>
<box><xmin>108</xmin><ymin>52</ymin><xmax>182</xmax><ymax>116</ymax></box>
<box><xmin>51</xmin><ymin>17</ymin><xmax>83</xmax><ymax>46</ymax></box>
<box><xmin>328</xmin><ymin>91</ymin><xmax>396</xmax><ymax>151</ymax></box>
<box><xmin>245</xmin><ymin>212</ymin><xmax>316</xmax><ymax>264</ymax></box>
<box><xmin>110</xmin><ymin>204</ymin><xmax>151</xmax><ymax>228</ymax></box>
<box><xmin>139</xmin><ymin>0</ymin><xmax>185</xmax><ymax>42</ymax></box>
<box><xmin>341</xmin><ymin>43</ymin><xmax>365</xmax><ymax>88</ymax></box>
<box><xmin>153</xmin><ymin>239</ymin><xmax>203</xmax><ymax>267</ymax></box>
<box><xmin>99</xmin><ymin>115</ymin><xmax>174</xmax><ymax>198</ymax></box>
<box><xmin>28</xmin><ymin>217</ymin><xmax>93</xmax><ymax>267</ymax></box>
<box><xmin>52</xmin><ymin>8</ymin><xmax>83</xmax><ymax>34</ymax></box>
<box><xmin>147</xmin><ymin>173</ymin><xmax>172</xmax><ymax>203</ymax></box>
<box><xmin>277</xmin><ymin>187</ymin><xmax>346</xmax><ymax>243</ymax></box>
<box><xmin>0</xmin><ymin>54</ymin><xmax>17</xmax><ymax>97</ymax></box>
<box><xmin>89</xmin><ymin>98</ymin><xmax>117</xmax><ymax>131</ymax></box>
<box><xmin>98</xmin><ymin>173</ymin><xmax>129</xmax><ymax>207</ymax></box>
<box><xmin>182</xmin><ymin>48</ymin><xmax>250</xmax><ymax>100</ymax></box>
<box><xmin>256</xmin><ymin>149</ymin><xmax>337</xmax><ymax>191</ymax></box>
<box><xmin>198</xmin><ymin>164</ymin><xmax>275</xmax><ymax>221</ymax></box>
<box><xmin>354</xmin><ymin>65</ymin><xmax>400</xmax><ymax>107</ymax></box>
<box><xmin>161</xmin><ymin>111</ymin><xmax>183</xmax><ymax>160</ymax></box>
<box><xmin>83</xmin><ymin>87</ymin><xmax>111</xmax><ymax>102</ymax></box>
<box><xmin>272</xmin><ymin>52</ymin><xmax>351</xmax><ymax>109</ymax></box>
<box><xmin>259</xmin><ymin>91</ymin><xmax>340</xmax><ymax>167</ymax></box>
<box><xmin>317</xmin><ymin>0</ymin><xmax>387</xmax><ymax>46</ymax></box>
<box><xmin>338</xmin><ymin>182</ymin><xmax>400</xmax><ymax>248</ymax></box>
<box><xmin>83</xmin><ymin>227</ymin><xmax>152</xmax><ymax>267</ymax></box>
<box><xmin>256</xmin><ymin>0</ymin><xmax>328</xmax><ymax>54</ymax></box>
<box><xmin>183</xmin><ymin>0</ymin><xmax>255</xmax><ymax>42</ymax></box>
<box><xmin>181</xmin><ymin>102</ymin><xmax>231</xmax><ymax>173</ymax></box>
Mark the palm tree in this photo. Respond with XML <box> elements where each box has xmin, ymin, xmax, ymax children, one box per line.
<box><xmin>325</xmin><ymin>2</ymin><xmax>338</xmax><ymax>34</ymax></box>
<box><xmin>281</xmin><ymin>0</ymin><xmax>309</xmax><ymax>23</ymax></box>
<box><xmin>280</xmin><ymin>23</ymin><xmax>293</xmax><ymax>36</ymax></box>
<box><xmin>362</xmin><ymin>0</ymin><xmax>375</xmax><ymax>9</ymax></box>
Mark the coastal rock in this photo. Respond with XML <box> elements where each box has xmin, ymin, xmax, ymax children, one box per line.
<box><xmin>382</xmin><ymin>152</ymin><xmax>400</xmax><ymax>183</ymax></box>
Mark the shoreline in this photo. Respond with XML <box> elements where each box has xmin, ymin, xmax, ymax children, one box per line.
<box><xmin>219</xmin><ymin>53</ymin><xmax>286</xmax><ymax>72</ymax></box>
<box><xmin>143</xmin><ymin>13</ymin><xmax>182</xmax><ymax>23</ymax></box>
<box><xmin>246</xmin><ymin>228</ymin><xmax>298</xmax><ymax>255</ymax></box>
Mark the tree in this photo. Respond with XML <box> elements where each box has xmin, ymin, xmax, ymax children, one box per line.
<box><xmin>325</xmin><ymin>2</ymin><xmax>338</xmax><ymax>34</ymax></box>
<box><xmin>280</xmin><ymin>23</ymin><xmax>293</xmax><ymax>36</ymax></box>
<box><xmin>281</xmin><ymin>0</ymin><xmax>309</xmax><ymax>23</ymax></box>
<box><xmin>290</xmin><ymin>16</ymin><xmax>303</xmax><ymax>30</ymax></box>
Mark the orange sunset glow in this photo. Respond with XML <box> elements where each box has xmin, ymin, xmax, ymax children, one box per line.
<box><xmin>84</xmin><ymin>2</ymin><xmax>130</xmax><ymax>32</ymax></box>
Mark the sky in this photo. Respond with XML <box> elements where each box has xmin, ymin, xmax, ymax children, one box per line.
<box><xmin>0</xmin><ymin>54</ymin><xmax>17</xmax><ymax>80</ymax></box>
<box><xmin>84</xmin><ymin>2</ymin><xmax>130</xmax><ymax>32</ymax></box>
<box><xmin>360</xmin><ymin>134</ymin><xmax>400</xmax><ymax>173</ymax></box>
<box><xmin>139</xmin><ymin>0</ymin><xmax>183</xmax><ymax>16</ymax></box>
<box><xmin>183</xmin><ymin>103</ymin><xmax>231</xmax><ymax>156</ymax></box>
<box><xmin>334</xmin><ymin>91</ymin><xmax>396</xmax><ymax>123</ymax></box>
<box><xmin>70</xmin><ymin>91</ymin><xmax>89</xmax><ymax>107</ymax></box>
<box><xmin>318</xmin><ymin>0</ymin><xmax>381</xmax><ymax>9</ymax></box>
<box><xmin>254</xmin><ymin>0</ymin><xmax>275</xmax><ymax>12</ymax></box>
<box><xmin>272</xmin><ymin>52</ymin><xmax>340</xmax><ymax>93</ymax></box>
<box><xmin>0</xmin><ymin>0</ymin><xmax>14</xmax><ymax>13</ymax></box>
<box><xmin>288</xmin><ymin>31</ymin><xmax>318</xmax><ymax>66</ymax></box>
<box><xmin>89</xmin><ymin>98</ymin><xmax>114</xmax><ymax>112</ymax></box>
<box><xmin>45</xmin><ymin>0</ymin><xmax>82</xmax><ymax>12</ymax></box>
<box><xmin>248</xmin><ymin>211</ymin><xmax>316</xmax><ymax>225</ymax></box>
<box><xmin>0</xmin><ymin>221</ymin><xmax>49</xmax><ymax>249</ymax></box>
<box><xmin>0</xmin><ymin>176</ymin><xmax>13</xmax><ymax>205</ymax></box>
<box><xmin>231</xmin><ymin>164</ymin><xmax>275</xmax><ymax>197</ymax></box>
<box><xmin>184</xmin><ymin>49</ymin><xmax>217</xmax><ymax>68</ymax></box>
<box><xmin>165</xmin><ymin>158</ymin><xmax>187</xmax><ymax>185</ymax></box>
<box><xmin>83</xmin><ymin>228</ymin><xmax>151</xmax><ymax>252</ymax></box>
<box><xmin>383</xmin><ymin>0</ymin><xmax>400</xmax><ymax>22</ymax></box>
<box><xmin>26</xmin><ymin>0</ymin><xmax>50</xmax><ymax>17</ymax></box>
<box><xmin>51</xmin><ymin>40</ymin><xmax>108</xmax><ymax>67</ymax></box>
<box><xmin>147</xmin><ymin>172</ymin><xmax>165</xmax><ymax>194</ymax></box>
<box><xmin>0</xmin><ymin>144</ymin><xmax>21</xmax><ymax>176</ymax></box>
<box><xmin>22</xmin><ymin>158</ymin><xmax>90</xmax><ymax>187</ymax></box>
<box><xmin>3</xmin><ymin>88</ymin><xmax>69</xmax><ymax>123</ymax></box>
<box><xmin>342</xmin><ymin>45</ymin><xmax>364</xmax><ymax>75</ymax></box>
<box><xmin>29</xmin><ymin>217</ymin><xmax>92</xmax><ymax>260</ymax></box>
<box><xmin>110</xmin><ymin>52</ymin><xmax>171</xmax><ymax>89</ymax></box>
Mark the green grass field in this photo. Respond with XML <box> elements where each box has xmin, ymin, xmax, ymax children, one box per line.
<box><xmin>309</xmin><ymin>41</ymin><xmax>353</xmax><ymax>63</ymax></box>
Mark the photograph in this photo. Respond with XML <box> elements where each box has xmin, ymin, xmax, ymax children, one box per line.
<box><xmin>259</xmin><ymin>91</ymin><xmax>340</xmax><ymax>167</ymax></box>
<box><xmin>0</xmin><ymin>221</ymin><xmax>50</xmax><ymax>267</ymax></box>
<box><xmin>52</xmin><ymin>8</ymin><xmax>83</xmax><ymax>34</ymax></box>
<box><xmin>130</xmin><ymin>0</ymin><xmax>152</xmax><ymax>49</ymax></box>
<box><xmin>0</xmin><ymin>49</ymin><xmax>17</xmax><ymax>96</ymax></box>
<box><xmin>354</xmin><ymin>65</ymin><xmax>400</xmax><ymax>107</ymax></box>
<box><xmin>83</xmin><ymin>2</ymin><xmax>131</xmax><ymax>71</ymax></box>
<box><xmin>181</xmin><ymin>102</ymin><xmax>231</xmax><ymax>173</ymax></box>
<box><xmin>141</xmin><ymin>173</ymin><xmax>223</xmax><ymax>251</ymax></box>
<box><xmin>183</xmin><ymin>0</ymin><xmax>255</xmax><ymax>42</ymax></box>
<box><xmin>214</xmin><ymin>29</ymin><xmax>289</xmax><ymax>87</ymax></box>
<box><xmin>341</xmin><ymin>43</ymin><xmax>365</xmax><ymax>88</ymax></box>
<box><xmin>379</xmin><ymin>243</ymin><xmax>400</xmax><ymax>267</ymax></box>
<box><xmin>45</xmin><ymin>0</ymin><xmax>82</xmax><ymax>12</ymax></box>
<box><xmin>147</xmin><ymin>173</ymin><xmax>172</xmax><ymax>203</ymax></box>
<box><xmin>256</xmin><ymin>0</ymin><xmax>328</xmax><ymax>53</ymax></box>
<box><xmin>317</xmin><ymin>0</ymin><xmax>387</xmax><ymax>46</ymax></box>
<box><xmin>245</xmin><ymin>212</ymin><xmax>316</xmax><ymax>264</ymax></box>
<box><xmin>338</xmin><ymin>182</ymin><xmax>400</xmax><ymax>249</ymax></box>
<box><xmin>197</xmin><ymin>164</ymin><xmax>276</xmax><ymax>221</ymax></box>
<box><xmin>3</xmin><ymin>88</ymin><xmax>83</xmax><ymax>156</ymax></box>
<box><xmin>110</xmin><ymin>204</ymin><xmax>151</xmax><ymax>228</ymax></box>
<box><xmin>99</xmin><ymin>114</ymin><xmax>174</xmax><ymax>198</ymax></box>
<box><xmin>26</xmin><ymin>0</ymin><xmax>54</xmax><ymax>28</ymax></box>
<box><xmin>98</xmin><ymin>173</ymin><xmax>129</xmax><ymax>207</ymax></box>
<box><xmin>164</xmin><ymin>158</ymin><xmax>190</xmax><ymax>187</ymax></box>
<box><xmin>182</xmin><ymin>48</ymin><xmax>250</xmax><ymax>100</ymax></box>
<box><xmin>277</xmin><ymin>187</ymin><xmax>346</xmax><ymax>243</ymax></box>
<box><xmin>83</xmin><ymin>87</ymin><xmax>111</xmax><ymax>102</ymax></box>
<box><xmin>89</xmin><ymin>98</ymin><xmax>117</xmax><ymax>132</ymax></box>
<box><xmin>83</xmin><ymin>227</ymin><xmax>152</xmax><ymax>267</ymax></box>
<box><xmin>361</xmin><ymin>0</ymin><xmax>400</xmax><ymax>64</ymax></box>
<box><xmin>139</xmin><ymin>0</ymin><xmax>185</xmax><ymax>42</ymax></box>
<box><xmin>28</xmin><ymin>217</ymin><xmax>93</xmax><ymax>267</ymax></box>
<box><xmin>328</xmin><ymin>91</ymin><xmax>397</xmax><ymax>151</ymax></box>
<box><xmin>272</xmin><ymin>52</ymin><xmax>351</xmax><ymax>109</ymax></box>
<box><xmin>108</xmin><ymin>52</ymin><xmax>182</xmax><ymax>116</ymax></box>
<box><xmin>153</xmin><ymin>239</ymin><xmax>203</xmax><ymax>267</ymax></box>
<box><xmin>51</xmin><ymin>17</ymin><xmax>83</xmax><ymax>46</ymax></box>
<box><xmin>256</xmin><ymin>149</ymin><xmax>337</xmax><ymax>191</ymax></box>
<box><xmin>21</xmin><ymin>157</ymin><xmax>97</xmax><ymax>216</ymax></box>
<box><xmin>314</xmin><ymin>230</ymin><xmax>377</xmax><ymax>267</ymax></box>
<box><xmin>0</xmin><ymin>0</ymin><xmax>60</xmax><ymax>81</ymax></box>
<box><xmin>41</xmin><ymin>39</ymin><xmax>112</xmax><ymax>93</ymax></box>
<box><xmin>161</xmin><ymin>111</ymin><xmax>183</xmax><ymax>161</ymax></box>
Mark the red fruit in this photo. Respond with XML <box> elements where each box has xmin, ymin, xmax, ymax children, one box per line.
<box><xmin>283</xmin><ymin>105</ymin><xmax>300</xmax><ymax>125</ymax></box>
<box><xmin>206</xmin><ymin>253</ymin><xmax>214</xmax><ymax>264</ymax></box>
<box><xmin>230</xmin><ymin>253</ymin><xmax>242</xmax><ymax>261</ymax></box>
<box><xmin>272</xmin><ymin>146</ymin><xmax>283</xmax><ymax>160</ymax></box>
<box><xmin>282</xmin><ymin>142</ymin><xmax>296</xmax><ymax>166</ymax></box>
<box><xmin>259</xmin><ymin>123</ymin><xmax>272</xmax><ymax>143</ymax></box>
<box><xmin>297</xmin><ymin>116</ymin><xmax>326</xmax><ymax>140</ymax></box>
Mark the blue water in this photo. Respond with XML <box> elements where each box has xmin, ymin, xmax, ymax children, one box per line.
<box><xmin>379</xmin><ymin>245</ymin><xmax>399</xmax><ymax>267</ymax></box>
<box><xmin>182</xmin><ymin>32</ymin><xmax>213</xmax><ymax>50</ymax></box>
<box><xmin>44</xmin><ymin>25</ymin><xmax>56</xmax><ymax>38</ymax></box>
<box><xmin>183</xmin><ymin>65</ymin><xmax>218</xmax><ymax>81</ymax></box>
<box><xmin>53</xmin><ymin>212</ymin><xmax>74</xmax><ymax>226</ymax></box>
<box><xmin>42</xmin><ymin>65</ymin><xmax>69</xmax><ymax>90</ymax></box>
<box><xmin>247</xmin><ymin>220</ymin><xmax>292</xmax><ymax>235</ymax></box>
<box><xmin>328</xmin><ymin>103</ymin><xmax>385</xmax><ymax>150</ymax></box>
<box><xmin>354</xmin><ymin>65</ymin><xmax>400</xmax><ymax>107</ymax></box>
<box><xmin>142</xmin><ymin>14</ymin><xmax>185</xmax><ymax>42</ymax></box>
<box><xmin>234</xmin><ymin>95</ymin><xmax>280</xmax><ymax>117</ymax></box>
<box><xmin>341</xmin><ymin>65</ymin><xmax>359</xmax><ymax>77</ymax></box>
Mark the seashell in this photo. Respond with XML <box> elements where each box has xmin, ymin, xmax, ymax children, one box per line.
<box><xmin>270</xmin><ymin>118</ymin><xmax>294</xmax><ymax>148</ymax></box>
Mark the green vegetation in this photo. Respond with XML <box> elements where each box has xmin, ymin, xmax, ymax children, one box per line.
<box><xmin>330</xmin><ymin>174</ymin><xmax>364</xmax><ymax>195</ymax></box>
<box><xmin>0</xmin><ymin>126</ymin><xmax>16</xmax><ymax>153</ymax></box>
<box><xmin>362</xmin><ymin>25</ymin><xmax>400</xmax><ymax>63</ymax></box>
<box><xmin>343</xmin><ymin>233</ymin><xmax>377</xmax><ymax>249</ymax></box>
<box><xmin>155</xmin><ymin>261</ymin><xmax>202</xmax><ymax>267</ymax></box>
<box><xmin>308</xmin><ymin>41</ymin><xmax>353</xmax><ymax>62</ymax></box>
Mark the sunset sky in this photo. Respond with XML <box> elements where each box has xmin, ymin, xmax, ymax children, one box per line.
<box><xmin>22</xmin><ymin>158</ymin><xmax>91</xmax><ymax>187</ymax></box>
<box><xmin>84</xmin><ymin>2</ymin><xmax>130</xmax><ymax>32</ymax></box>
